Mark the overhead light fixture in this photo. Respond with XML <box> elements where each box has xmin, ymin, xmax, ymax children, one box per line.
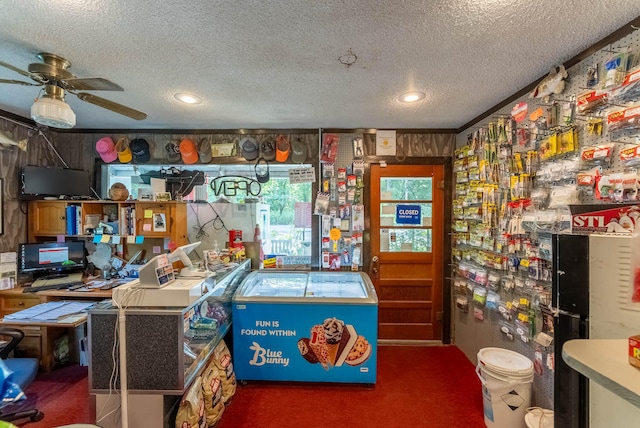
<box><xmin>398</xmin><ymin>91</ymin><xmax>426</xmax><ymax>103</ymax></box>
<box><xmin>174</xmin><ymin>93</ymin><xmax>202</xmax><ymax>104</ymax></box>
<box><xmin>31</xmin><ymin>96</ymin><xmax>76</xmax><ymax>128</ymax></box>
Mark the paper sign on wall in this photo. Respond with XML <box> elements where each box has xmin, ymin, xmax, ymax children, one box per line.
<box><xmin>289</xmin><ymin>167</ymin><xmax>316</xmax><ymax>183</ymax></box>
<box><xmin>376</xmin><ymin>130</ymin><xmax>396</xmax><ymax>156</ymax></box>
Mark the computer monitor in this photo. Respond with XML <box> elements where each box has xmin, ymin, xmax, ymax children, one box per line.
<box><xmin>21</xmin><ymin>165</ymin><xmax>91</xmax><ymax>199</ymax></box>
<box><xmin>18</xmin><ymin>241</ymin><xmax>86</xmax><ymax>278</ymax></box>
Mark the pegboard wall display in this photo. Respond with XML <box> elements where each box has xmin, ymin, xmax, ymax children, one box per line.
<box><xmin>453</xmin><ymin>27</ymin><xmax>640</xmax><ymax>410</ymax></box>
<box><xmin>314</xmin><ymin>133</ymin><xmax>365</xmax><ymax>271</ymax></box>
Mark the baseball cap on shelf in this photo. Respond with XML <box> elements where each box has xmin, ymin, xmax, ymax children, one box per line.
<box><xmin>261</xmin><ymin>139</ymin><xmax>276</xmax><ymax>161</ymax></box>
<box><xmin>96</xmin><ymin>136</ymin><xmax>117</xmax><ymax>163</ymax></box>
<box><xmin>180</xmin><ymin>138</ymin><xmax>199</xmax><ymax>164</ymax></box>
<box><xmin>291</xmin><ymin>138</ymin><xmax>307</xmax><ymax>163</ymax></box>
<box><xmin>197</xmin><ymin>138</ymin><xmax>212</xmax><ymax>164</ymax></box>
<box><xmin>255</xmin><ymin>157</ymin><xmax>270</xmax><ymax>183</ymax></box>
<box><xmin>116</xmin><ymin>137</ymin><xmax>132</xmax><ymax>163</ymax></box>
<box><xmin>275</xmin><ymin>134</ymin><xmax>290</xmax><ymax>162</ymax></box>
<box><xmin>165</xmin><ymin>141</ymin><xmax>181</xmax><ymax>162</ymax></box>
<box><xmin>240</xmin><ymin>137</ymin><xmax>259</xmax><ymax>161</ymax></box>
<box><xmin>130</xmin><ymin>138</ymin><xmax>151</xmax><ymax>163</ymax></box>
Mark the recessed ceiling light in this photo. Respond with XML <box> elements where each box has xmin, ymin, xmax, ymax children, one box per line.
<box><xmin>398</xmin><ymin>91</ymin><xmax>426</xmax><ymax>103</ymax></box>
<box><xmin>174</xmin><ymin>93</ymin><xmax>202</xmax><ymax>104</ymax></box>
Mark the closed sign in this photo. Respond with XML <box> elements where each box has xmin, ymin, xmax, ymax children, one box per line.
<box><xmin>396</xmin><ymin>205</ymin><xmax>421</xmax><ymax>225</ymax></box>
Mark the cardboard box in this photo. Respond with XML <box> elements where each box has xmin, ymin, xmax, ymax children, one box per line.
<box><xmin>263</xmin><ymin>254</ymin><xmax>284</xmax><ymax>269</ymax></box>
<box><xmin>629</xmin><ymin>335</ymin><xmax>640</xmax><ymax>369</ymax></box>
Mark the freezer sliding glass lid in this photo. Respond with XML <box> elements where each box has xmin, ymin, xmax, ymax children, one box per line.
<box><xmin>305</xmin><ymin>272</ymin><xmax>368</xmax><ymax>298</ymax></box>
<box><xmin>238</xmin><ymin>272</ymin><xmax>308</xmax><ymax>297</ymax></box>
<box><xmin>235</xmin><ymin>271</ymin><xmax>375</xmax><ymax>301</ymax></box>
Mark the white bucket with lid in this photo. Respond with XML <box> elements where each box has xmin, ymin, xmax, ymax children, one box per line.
<box><xmin>476</xmin><ymin>347</ymin><xmax>534</xmax><ymax>428</ymax></box>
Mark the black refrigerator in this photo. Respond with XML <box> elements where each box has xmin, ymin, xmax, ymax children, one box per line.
<box><xmin>552</xmin><ymin>234</ymin><xmax>589</xmax><ymax>428</ymax></box>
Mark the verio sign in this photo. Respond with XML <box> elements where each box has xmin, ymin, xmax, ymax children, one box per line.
<box><xmin>396</xmin><ymin>204</ymin><xmax>421</xmax><ymax>225</ymax></box>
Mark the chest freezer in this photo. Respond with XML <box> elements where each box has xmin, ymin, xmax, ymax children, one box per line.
<box><xmin>232</xmin><ymin>270</ymin><xmax>378</xmax><ymax>384</ymax></box>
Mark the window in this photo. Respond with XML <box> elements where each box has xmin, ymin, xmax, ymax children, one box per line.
<box><xmin>379</xmin><ymin>177</ymin><xmax>433</xmax><ymax>252</ymax></box>
<box><xmin>101</xmin><ymin>164</ymin><xmax>313</xmax><ymax>261</ymax></box>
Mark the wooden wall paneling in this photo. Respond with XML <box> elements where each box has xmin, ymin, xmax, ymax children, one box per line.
<box><xmin>362</xmin><ymin>132</ymin><xmax>455</xmax><ymax>157</ymax></box>
<box><xmin>78</xmin><ymin>132</ymin><xmax>320</xmax><ymax>166</ymax></box>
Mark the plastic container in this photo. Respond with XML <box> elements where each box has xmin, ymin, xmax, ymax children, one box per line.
<box><xmin>525</xmin><ymin>407</ymin><xmax>554</xmax><ymax>428</ymax></box>
<box><xmin>476</xmin><ymin>348</ymin><xmax>534</xmax><ymax>428</ymax></box>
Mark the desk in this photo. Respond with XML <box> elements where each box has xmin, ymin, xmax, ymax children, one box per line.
<box><xmin>0</xmin><ymin>287</ymin><xmax>112</xmax><ymax>371</ymax></box>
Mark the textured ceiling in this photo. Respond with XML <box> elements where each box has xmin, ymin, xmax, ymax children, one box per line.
<box><xmin>1</xmin><ymin>1</ymin><xmax>640</xmax><ymax>130</ymax></box>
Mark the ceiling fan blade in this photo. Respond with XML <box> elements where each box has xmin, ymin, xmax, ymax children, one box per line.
<box><xmin>0</xmin><ymin>60</ymin><xmax>37</xmax><ymax>79</ymax></box>
<box><xmin>0</xmin><ymin>78</ymin><xmax>41</xmax><ymax>86</ymax></box>
<box><xmin>75</xmin><ymin>92</ymin><xmax>147</xmax><ymax>120</ymax></box>
<box><xmin>63</xmin><ymin>77</ymin><xmax>124</xmax><ymax>91</ymax></box>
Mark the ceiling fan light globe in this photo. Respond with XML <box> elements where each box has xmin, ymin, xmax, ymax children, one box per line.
<box><xmin>31</xmin><ymin>97</ymin><xmax>76</xmax><ymax>128</ymax></box>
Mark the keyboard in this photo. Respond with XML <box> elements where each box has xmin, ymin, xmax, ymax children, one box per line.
<box><xmin>23</xmin><ymin>281</ymin><xmax>84</xmax><ymax>293</ymax></box>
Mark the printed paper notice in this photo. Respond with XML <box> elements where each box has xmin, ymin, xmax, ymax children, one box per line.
<box><xmin>289</xmin><ymin>167</ymin><xmax>316</xmax><ymax>183</ymax></box>
<box><xmin>376</xmin><ymin>130</ymin><xmax>396</xmax><ymax>156</ymax></box>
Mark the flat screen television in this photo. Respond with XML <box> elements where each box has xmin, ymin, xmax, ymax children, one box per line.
<box><xmin>18</xmin><ymin>241</ymin><xmax>87</xmax><ymax>278</ymax></box>
<box><xmin>21</xmin><ymin>165</ymin><xmax>91</xmax><ymax>198</ymax></box>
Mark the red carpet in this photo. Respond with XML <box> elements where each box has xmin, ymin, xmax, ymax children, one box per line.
<box><xmin>218</xmin><ymin>345</ymin><xmax>486</xmax><ymax>428</ymax></box>
<box><xmin>4</xmin><ymin>365</ymin><xmax>91</xmax><ymax>427</ymax></box>
<box><xmin>4</xmin><ymin>345</ymin><xmax>486</xmax><ymax>427</ymax></box>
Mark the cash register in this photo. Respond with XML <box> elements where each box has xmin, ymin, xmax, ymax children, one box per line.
<box><xmin>112</xmin><ymin>242</ymin><xmax>215</xmax><ymax>307</ymax></box>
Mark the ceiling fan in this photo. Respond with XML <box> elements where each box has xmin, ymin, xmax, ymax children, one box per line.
<box><xmin>0</xmin><ymin>52</ymin><xmax>147</xmax><ymax>128</ymax></box>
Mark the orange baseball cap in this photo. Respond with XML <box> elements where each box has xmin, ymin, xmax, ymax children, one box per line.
<box><xmin>180</xmin><ymin>138</ymin><xmax>199</xmax><ymax>164</ymax></box>
<box><xmin>275</xmin><ymin>134</ymin><xmax>290</xmax><ymax>162</ymax></box>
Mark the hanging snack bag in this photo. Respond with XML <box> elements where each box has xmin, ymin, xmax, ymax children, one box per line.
<box><xmin>175</xmin><ymin>376</ymin><xmax>206</xmax><ymax>428</ymax></box>
<box><xmin>212</xmin><ymin>340</ymin><xmax>237</xmax><ymax>404</ymax></box>
<box><xmin>202</xmin><ymin>363</ymin><xmax>225</xmax><ymax>426</ymax></box>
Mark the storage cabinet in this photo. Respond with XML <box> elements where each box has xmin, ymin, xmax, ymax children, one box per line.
<box><xmin>89</xmin><ymin>260</ymin><xmax>251</xmax><ymax>428</ymax></box>
<box><xmin>29</xmin><ymin>201</ymin><xmax>67</xmax><ymax>235</ymax></box>
<box><xmin>27</xmin><ymin>200</ymin><xmax>188</xmax><ymax>258</ymax></box>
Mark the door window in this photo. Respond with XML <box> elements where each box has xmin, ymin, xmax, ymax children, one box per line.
<box><xmin>379</xmin><ymin>177</ymin><xmax>433</xmax><ymax>253</ymax></box>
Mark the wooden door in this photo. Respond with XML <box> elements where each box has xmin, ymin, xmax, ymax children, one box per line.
<box><xmin>370</xmin><ymin>164</ymin><xmax>444</xmax><ymax>342</ymax></box>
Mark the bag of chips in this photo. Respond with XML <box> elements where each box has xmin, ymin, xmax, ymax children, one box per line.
<box><xmin>202</xmin><ymin>363</ymin><xmax>225</xmax><ymax>426</ymax></box>
<box><xmin>175</xmin><ymin>376</ymin><xmax>206</xmax><ymax>428</ymax></box>
<box><xmin>212</xmin><ymin>340</ymin><xmax>236</xmax><ymax>404</ymax></box>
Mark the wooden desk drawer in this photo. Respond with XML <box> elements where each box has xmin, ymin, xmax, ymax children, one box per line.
<box><xmin>1</xmin><ymin>296</ymin><xmax>41</xmax><ymax>313</ymax></box>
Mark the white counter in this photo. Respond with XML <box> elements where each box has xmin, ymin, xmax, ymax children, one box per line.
<box><xmin>562</xmin><ymin>339</ymin><xmax>640</xmax><ymax>408</ymax></box>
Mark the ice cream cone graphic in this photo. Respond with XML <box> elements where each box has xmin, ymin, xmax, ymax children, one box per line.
<box><xmin>327</xmin><ymin>343</ymin><xmax>340</xmax><ymax>365</ymax></box>
<box><xmin>309</xmin><ymin>325</ymin><xmax>330</xmax><ymax>369</ymax></box>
